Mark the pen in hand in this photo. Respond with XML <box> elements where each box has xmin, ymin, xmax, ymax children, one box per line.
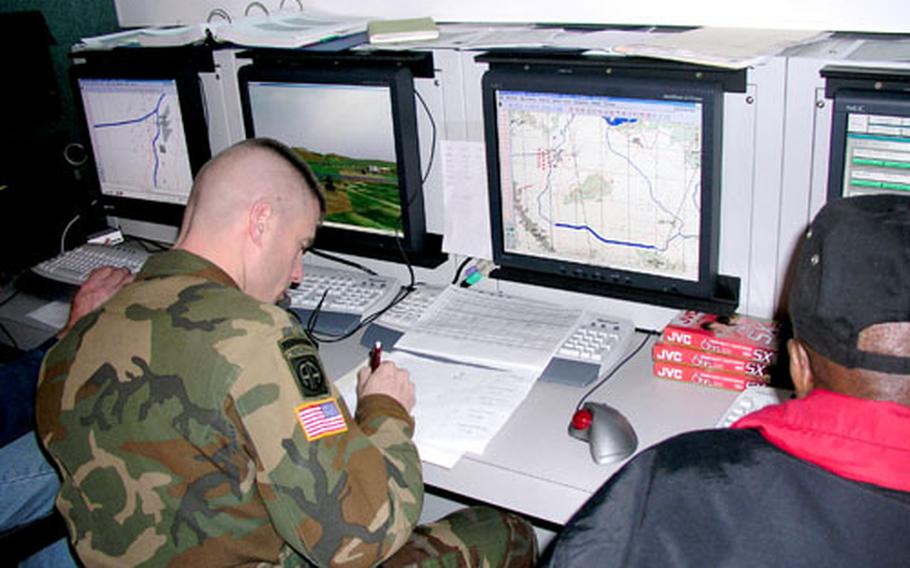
<box><xmin>370</xmin><ymin>341</ymin><xmax>382</xmax><ymax>371</ymax></box>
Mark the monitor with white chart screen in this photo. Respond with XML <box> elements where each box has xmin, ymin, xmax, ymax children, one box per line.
<box><xmin>483</xmin><ymin>69</ymin><xmax>724</xmax><ymax>302</ymax></box>
<box><xmin>828</xmin><ymin>89</ymin><xmax>910</xmax><ymax>200</ymax></box>
<box><xmin>73</xmin><ymin>69</ymin><xmax>211</xmax><ymax>232</ymax></box>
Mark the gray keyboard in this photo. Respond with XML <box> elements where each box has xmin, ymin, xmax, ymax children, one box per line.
<box><xmin>31</xmin><ymin>244</ymin><xmax>149</xmax><ymax>286</ymax></box>
<box><xmin>360</xmin><ymin>284</ymin><xmax>637</xmax><ymax>387</ymax></box>
<box><xmin>716</xmin><ymin>386</ymin><xmax>792</xmax><ymax>428</ymax></box>
<box><xmin>540</xmin><ymin>313</ymin><xmax>636</xmax><ymax>387</ymax></box>
<box><xmin>373</xmin><ymin>285</ymin><xmax>444</xmax><ymax>330</ymax></box>
<box><xmin>287</xmin><ymin>264</ymin><xmax>400</xmax><ymax>315</ymax></box>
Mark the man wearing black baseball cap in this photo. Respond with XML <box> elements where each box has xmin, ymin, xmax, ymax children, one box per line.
<box><xmin>543</xmin><ymin>194</ymin><xmax>910</xmax><ymax>567</ymax></box>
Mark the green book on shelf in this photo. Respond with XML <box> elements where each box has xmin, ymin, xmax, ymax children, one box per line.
<box><xmin>367</xmin><ymin>17</ymin><xmax>439</xmax><ymax>44</ymax></box>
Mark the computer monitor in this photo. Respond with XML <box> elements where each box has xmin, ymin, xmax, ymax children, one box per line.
<box><xmin>73</xmin><ymin>65</ymin><xmax>211</xmax><ymax>233</ymax></box>
<box><xmin>238</xmin><ymin>64</ymin><xmax>430</xmax><ymax>263</ymax></box>
<box><xmin>483</xmin><ymin>69</ymin><xmax>724</xmax><ymax>304</ymax></box>
<box><xmin>827</xmin><ymin>89</ymin><xmax>910</xmax><ymax>201</ymax></box>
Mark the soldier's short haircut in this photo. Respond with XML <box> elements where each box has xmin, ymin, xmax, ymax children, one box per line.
<box><xmin>239</xmin><ymin>137</ymin><xmax>327</xmax><ymax>215</ymax></box>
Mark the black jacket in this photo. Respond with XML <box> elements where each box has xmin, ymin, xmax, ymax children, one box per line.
<box><xmin>543</xmin><ymin>428</ymin><xmax>910</xmax><ymax>567</ymax></box>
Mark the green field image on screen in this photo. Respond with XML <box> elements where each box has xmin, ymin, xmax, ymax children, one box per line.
<box><xmin>295</xmin><ymin>147</ymin><xmax>401</xmax><ymax>234</ymax></box>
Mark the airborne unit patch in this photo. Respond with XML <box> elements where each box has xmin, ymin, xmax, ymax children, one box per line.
<box><xmin>279</xmin><ymin>336</ymin><xmax>329</xmax><ymax>398</ymax></box>
<box><xmin>295</xmin><ymin>398</ymin><xmax>348</xmax><ymax>440</ymax></box>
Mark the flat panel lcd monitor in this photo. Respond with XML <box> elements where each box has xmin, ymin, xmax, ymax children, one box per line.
<box><xmin>483</xmin><ymin>70</ymin><xmax>723</xmax><ymax>299</ymax></box>
<box><xmin>238</xmin><ymin>65</ymin><xmax>427</xmax><ymax>260</ymax></box>
<box><xmin>74</xmin><ymin>71</ymin><xmax>211</xmax><ymax>228</ymax></box>
<box><xmin>828</xmin><ymin>90</ymin><xmax>910</xmax><ymax>200</ymax></box>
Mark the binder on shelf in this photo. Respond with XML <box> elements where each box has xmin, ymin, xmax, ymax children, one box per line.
<box><xmin>367</xmin><ymin>17</ymin><xmax>439</xmax><ymax>45</ymax></box>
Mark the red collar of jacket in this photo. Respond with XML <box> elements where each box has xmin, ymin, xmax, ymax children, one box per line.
<box><xmin>732</xmin><ymin>389</ymin><xmax>910</xmax><ymax>492</ymax></box>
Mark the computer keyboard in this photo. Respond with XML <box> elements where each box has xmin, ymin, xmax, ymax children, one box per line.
<box><xmin>365</xmin><ymin>285</ymin><xmax>637</xmax><ymax>386</ymax></box>
<box><xmin>716</xmin><ymin>385</ymin><xmax>793</xmax><ymax>428</ymax></box>
<box><xmin>373</xmin><ymin>285</ymin><xmax>443</xmax><ymax>330</ymax></box>
<box><xmin>541</xmin><ymin>313</ymin><xmax>636</xmax><ymax>387</ymax></box>
<box><xmin>286</xmin><ymin>264</ymin><xmax>401</xmax><ymax>335</ymax></box>
<box><xmin>360</xmin><ymin>285</ymin><xmax>444</xmax><ymax>350</ymax></box>
<box><xmin>31</xmin><ymin>244</ymin><xmax>150</xmax><ymax>286</ymax></box>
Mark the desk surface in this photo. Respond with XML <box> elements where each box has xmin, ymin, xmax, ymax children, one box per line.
<box><xmin>2</xmin><ymin>283</ymin><xmax>740</xmax><ymax>526</ymax></box>
<box><xmin>319</xmin><ymin>330</ymin><xmax>739</xmax><ymax>526</ymax></box>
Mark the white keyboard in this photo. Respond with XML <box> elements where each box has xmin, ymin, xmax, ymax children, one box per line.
<box><xmin>287</xmin><ymin>264</ymin><xmax>400</xmax><ymax>316</ymax></box>
<box><xmin>555</xmin><ymin>314</ymin><xmax>635</xmax><ymax>368</ymax></box>
<box><xmin>374</xmin><ymin>285</ymin><xmax>444</xmax><ymax>330</ymax></box>
<box><xmin>716</xmin><ymin>385</ymin><xmax>793</xmax><ymax>428</ymax></box>
<box><xmin>386</xmin><ymin>286</ymin><xmax>637</xmax><ymax>386</ymax></box>
<box><xmin>31</xmin><ymin>244</ymin><xmax>150</xmax><ymax>286</ymax></box>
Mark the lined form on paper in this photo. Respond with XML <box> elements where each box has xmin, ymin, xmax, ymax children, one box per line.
<box><xmin>394</xmin><ymin>285</ymin><xmax>583</xmax><ymax>372</ymax></box>
<box><xmin>334</xmin><ymin>350</ymin><xmax>538</xmax><ymax>468</ymax></box>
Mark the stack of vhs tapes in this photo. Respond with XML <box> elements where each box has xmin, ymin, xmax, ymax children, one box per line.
<box><xmin>653</xmin><ymin>311</ymin><xmax>780</xmax><ymax>391</ymax></box>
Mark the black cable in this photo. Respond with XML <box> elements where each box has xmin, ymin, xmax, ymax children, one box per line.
<box><xmin>451</xmin><ymin>257</ymin><xmax>473</xmax><ymax>285</ymax></box>
<box><xmin>308</xmin><ymin>232</ymin><xmax>418</xmax><ymax>344</ymax></box>
<box><xmin>576</xmin><ymin>331</ymin><xmax>655</xmax><ymax>411</ymax></box>
<box><xmin>0</xmin><ymin>321</ymin><xmax>20</xmax><ymax>351</ymax></box>
<box><xmin>413</xmin><ymin>88</ymin><xmax>438</xmax><ymax>198</ymax></box>
<box><xmin>309</xmin><ymin>283</ymin><xmax>417</xmax><ymax>344</ymax></box>
<box><xmin>305</xmin><ymin>289</ymin><xmax>330</xmax><ymax>336</ymax></box>
<box><xmin>0</xmin><ymin>288</ymin><xmax>21</xmax><ymax>308</ymax></box>
<box><xmin>393</xmin><ymin>231</ymin><xmax>417</xmax><ymax>291</ymax></box>
<box><xmin>308</xmin><ymin>249</ymin><xmax>377</xmax><ymax>275</ymax></box>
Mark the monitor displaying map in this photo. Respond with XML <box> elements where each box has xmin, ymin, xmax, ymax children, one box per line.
<box><xmin>72</xmin><ymin>64</ymin><xmax>212</xmax><ymax>237</ymax></box>
<box><xmin>79</xmin><ymin>77</ymin><xmax>195</xmax><ymax>205</ymax></box>
<box><xmin>483</xmin><ymin>70</ymin><xmax>723</xmax><ymax>301</ymax></box>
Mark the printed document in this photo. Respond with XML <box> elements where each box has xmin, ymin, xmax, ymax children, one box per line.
<box><xmin>335</xmin><ymin>351</ymin><xmax>538</xmax><ymax>468</ymax></box>
<box><xmin>395</xmin><ymin>286</ymin><xmax>583</xmax><ymax>372</ymax></box>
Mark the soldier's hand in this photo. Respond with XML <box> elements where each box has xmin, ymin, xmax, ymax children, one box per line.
<box><xmin>356</xmin><ymin>361</ymin><xmax>415</xmax><ymax>413</ymax></box>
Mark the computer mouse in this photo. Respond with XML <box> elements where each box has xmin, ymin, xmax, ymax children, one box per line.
<box><xmin>568</xmin><ymin>401</ymin><xmax>638</xmax><ymax>464</ymax></box>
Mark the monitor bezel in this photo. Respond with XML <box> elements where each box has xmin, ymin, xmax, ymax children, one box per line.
<box><xmin>482</xmin><ymin>69</ymin><xmax>723</xmax><ymax>301</ymax></box>
<box><xmin>827</xmin><ymin>88</ymin><xmax>910</xmax><ymax>202</ymax></box>
<box><xmin>237</xmin><ymin>63</ymin><xmax>428</xmax><ymax>262</ymax></box>
<box><xmin>71</xmin><ymin>64</ymin><xmax>211</xmax><ymax>229</ymax></box>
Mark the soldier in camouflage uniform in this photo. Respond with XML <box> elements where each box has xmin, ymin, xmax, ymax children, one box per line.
<box><xmin>36</xmin><ymin>138</ymin><xmax>537</xmax><ymax>567</ymax></box>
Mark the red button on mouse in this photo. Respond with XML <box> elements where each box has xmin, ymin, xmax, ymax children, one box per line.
<box><xmin>571</xmin><ymin>408</ymin><xmax>593</xmax><ymax>430</ymax></box>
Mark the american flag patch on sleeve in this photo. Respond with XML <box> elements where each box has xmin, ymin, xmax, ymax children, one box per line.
<box><xmin>295</xmin><ymin>397</ymin><xmax>348</xmax><ymax>441</ymax></box>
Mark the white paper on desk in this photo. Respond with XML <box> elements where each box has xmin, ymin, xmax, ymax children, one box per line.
<box><xmin>27</xmin><ymin>301</ymin><xmax>70</xmax><ymax>330</ymax></box>
<box><xmin>334</xmin><ymin>351</ymin><xmax>538</xmax><ymax>468</ymax></box>
<box><xmin>441</xmin><ymin>141</ymin><xmax>492</xmax><ymax>259</ymax></box>
<box><xmin>395</xmin><ymin>286</ymin><xmax>582</xmax><ymax>372</ymax></box>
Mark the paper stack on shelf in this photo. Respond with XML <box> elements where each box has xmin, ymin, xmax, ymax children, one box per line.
<box><xmin>214</xmin><ymin>10</ymin><xmax>370</xmax><ymax>49</ymax></box>
<box><xmin>611</xmin><ymin>27</ymin><xmax>830</xmax><ymax>69</ymax></box>
<box><xmin>653</xmin><ymin>310</ymin><xmax>780</xmax><ymax>391</ymax></box>
<box><xmin>77</xmin><ymin>9</ymin><xmax>370</xmax><ymax>50</ymax></box>
<box><xmin>77</xmin><ymin>24</ymin><xmax>212</xmax><ymax>49</ymax></box>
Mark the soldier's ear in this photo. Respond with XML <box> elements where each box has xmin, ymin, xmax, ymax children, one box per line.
<box><xmin>788</xmin><ymin>338</ymin><xmax>815</xmax><ymax>398</ymax></box>
<box><xmin>248</xmin><ymin>199</ymin><xmax>272</xmax><ymax>245</ymax></box>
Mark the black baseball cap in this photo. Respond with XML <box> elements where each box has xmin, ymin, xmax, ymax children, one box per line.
<box><xmin>789</xmin><ymin>194</ymin><xmax>910</xmax><ymax>374</ymax></box>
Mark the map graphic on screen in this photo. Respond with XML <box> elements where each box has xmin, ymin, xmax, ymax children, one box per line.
<box><xmin>495</xmin><ymin>90</ymin><xmax>703</xmax><ymax>282</ymax></box>
<box><xmin>80</xmin><ymin>77</ymin><xmax>194</xmax><ymax>205</ymax></box>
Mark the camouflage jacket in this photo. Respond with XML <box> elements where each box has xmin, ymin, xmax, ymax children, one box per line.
<box><xmin>36</xmin><ymin>250</ymin><xmax>423</xmax><ymax>567</ymax></box>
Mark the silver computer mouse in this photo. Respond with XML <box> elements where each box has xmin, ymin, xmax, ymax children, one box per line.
<box><xmin>568</xmin><ymin>401</ymin><xmax>638</xmax><ymax>464</ymax></box>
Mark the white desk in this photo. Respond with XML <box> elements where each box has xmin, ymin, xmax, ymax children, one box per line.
<box><xmin>319</xmin><ymin>330</ymin><xmax>739</xmax><ymax>526</ymax></box>
<box><xmin>1</xmin><ymin>283</ymin><xmax>740</xmax><ymax>526</ymax></box>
